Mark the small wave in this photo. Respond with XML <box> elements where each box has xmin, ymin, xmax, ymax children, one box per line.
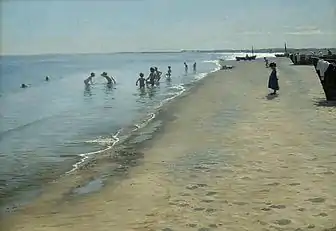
<box><xmin>84</xmin><ymin>137</ymin><xmax>117</xmax><ymax>146</ymax></box>
<box><xmin>169</xmin><ymin>84</ymin><xmax>186</xmax><ymax>91</ymax></box>
<box><xmin>161</xmin><ymin>84</ymin><xmax>186</xmax><ymax>105</ymax></box>
<box><xmin>203</xmin><ymin>59</ymin><xmax>222</xmax><ymax>72</ymax></box>
<box><xmin>66</xmin><ymin>129</ymin><xmax>121</xmax><ymax>174</ymax></box>
<box><xmin>194</xmin><ymin>73</ymin><xmax>208</xmax><ymax>80</ymax></box>
<box><xmin>133</xmin><ymin>113</ymin><xmax>156</xmax><ymax>131</ymax></box>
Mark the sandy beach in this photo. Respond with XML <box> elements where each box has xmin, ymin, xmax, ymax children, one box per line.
<box><xmin>2</xmin><ymin>58</ymin><xmax>336</xmax><ymax>231</ymax></box>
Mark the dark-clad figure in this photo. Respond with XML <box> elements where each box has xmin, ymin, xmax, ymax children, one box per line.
<box><xmin>184</xmin><ymin>62</ymin><xmax>188</xmax><ymax>73</ymax></box>
<box><xmin>264</xmin><ymin>57</ymin><xmax>269</xmax><ymax>68</ymax></box>
<box><xmin>268</xmin><ymin>62</ymin><xmax>279</xmax><ymax>95</ymax></box>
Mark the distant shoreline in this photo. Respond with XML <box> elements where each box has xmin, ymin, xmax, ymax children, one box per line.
<box><xmin>1</xmin><ymin>47</ymin><xmax>335</xmax><ymax>57</ymax></box>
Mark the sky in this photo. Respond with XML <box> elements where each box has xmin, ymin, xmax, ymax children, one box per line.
<box><xmin>1</xmin><ymin>0</ymin><xmax>336</xmax><ymax>55</ymax></box>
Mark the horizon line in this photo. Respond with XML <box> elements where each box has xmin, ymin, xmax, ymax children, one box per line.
<box><xmin>1</xmin><ymin>47</ymin><xmax>335</xmax><ymax>57</ymax></box>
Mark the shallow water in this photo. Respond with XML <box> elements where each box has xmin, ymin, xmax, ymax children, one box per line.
<box><xmin>0</xmin><ymin>52</ymin><xmax>276</xmax><ymax>209</ymax></box>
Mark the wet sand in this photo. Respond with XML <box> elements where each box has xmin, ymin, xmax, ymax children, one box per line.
<box><xmin>2</xmin><ymin>58</ymin><xmax>336</xmax><ymax>231</ymax></box>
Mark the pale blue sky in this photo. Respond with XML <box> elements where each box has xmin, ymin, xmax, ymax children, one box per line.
<box><xmin>1</xmin><ymin>0</ymin><xmax>335</xmax><ymax>55</ymax></box>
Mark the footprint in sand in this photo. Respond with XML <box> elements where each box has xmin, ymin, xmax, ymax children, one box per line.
<box><xmin>202</xmin><ymin>199</ymin><xmax>215</xmax><ymax>203</ymax></box>
<box><xmin>289</xmin><ymin>183</ymin><xmax>301</xmax><ymax>186</ymax></box>
<box><xmin>177</xmin><ymin>202</ymin><xmax>189</xmax><ymax>207</ymax></box>
<box><xmin>198</xmin><ymin>228</ymin><xmax>211</xmax><ymax>231</ymax></box>
<box><xmin>232</xmin><ymin>201</ymin><xmax>248</xmax><ymax>206</ymax></box>
<box><xmin>270</xmin><ymin>204</ymin><xmax>286</xmax><ymax>209</ymax></box>
<box><xmin>322</xmin><ymin>226</ymin><xmax>336</xmax><ymax>231</ymax></box>
<box><xmin>197</xmin><ymin>183</ymin><xmax>208</xmax><ymax>188</ymax></box>
<box><xmin>266</xmin><ymin>182</ymin><xmax>280</xmax><ymax>186</ymax></box>
<box><xmin>322</xmin><ymin>170</ymin><xmax>334</xmax><ymax>175</ymax></box>
<box><xmin>205</xmin><ymin>208</ymin><xmax>216</xmax><ymax>213</ymax></box>
<box><xmin>180</xmin><ymin>192</ymin><xmax>191</xmax><ymax>197</ymax></box>
<box><xmin>194</xmin><ymin>207</ymin><xmax>205</xmax><ymax>211</ymax></box>
<box><xmin>307</xmin><ymin>197</ymin><xmax>326</xmax><ymax>203</ymax></box>
<box><xmin>186</xmin><ymin>185</ymin><xmax>198</xmax><ymax>190</ymax></box>
<box><xmin>194</xmin><ymin>165</ymin><xmax>210</xmax><ymax>170</ymax></box>
<box><xmin>186</xmin><ymin>223</ymin><xmax>197</xmax><ymax>228</ymax></box>
<box><xmin>274</xmin><ymin>219</ymin><xmax>291</xmax><ymax>226</ymax></box>
<box><xmin>206</xmin><ymin>191</ymin><xmax>217</xmax><ymax>196</ymax></box>
<box><xmin>209</xmin><ymin>224</ymin><xmax>218</xmax><ymax>228</ymax></box>
<box><xmin>314</xmin><ymin>212</ymin><xmax>328</xmax><ymax>217</ymax></box>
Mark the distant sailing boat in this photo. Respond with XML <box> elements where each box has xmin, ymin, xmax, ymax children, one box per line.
<box><xmin>250</xmin><ymin>46</ymin><xmax>257</xmax><ymax>59</ymax></box>
<box><xmin>285</xmin><ymin>42</ymin><xmax>287</xmax><ymax>54</ymax></box>
<box><xmin>236</xmin><ymin>46</ymin><xmax>257</xmax><ymax>61</ymax></box>
<box><xmin>275</xmin><ymin>42</ymin><xmax>289</xmax><ymax>57</ymax></box>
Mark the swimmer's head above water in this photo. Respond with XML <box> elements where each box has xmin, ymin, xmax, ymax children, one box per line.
<box><xmin>90</xmin><ymin>72</ymin><xmax>95</xmax><ymax>77</ymax></box>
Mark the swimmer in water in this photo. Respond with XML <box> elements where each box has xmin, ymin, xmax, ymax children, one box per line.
<box><xmin>21</xmin><ymin>84</ymin><xmax>28</xmax><ymax>88</ymax></box>
<box><xmin>184</xmin><ymin>62</ymin><xmax>188</xmax><ymax>73</ymax></box>
<box><xmin>146</xmin><ymin>67</ymin><xmax>156</xmax><ymax>87</ymax></box>
<box><xmin>45</xmin><ymin>76</ymin><xmax>49</xmax><ymax>81</ymax></box>
<box><xmin>84</xmin><ymin>72</ymin><xmax>95</xmax><ymax>85</ymax></box>
<box><xmin>154</xmin><ymin>67</ymin><xmax>162</xmax><ymax>82</ymax></box>
<box><xmin>166</xmin><ymin>66</ymin><xmax>172</xmax><ymax>78</ymax></box>
<box><xmin>136</xmin><ymin>73</ymin><xmax>146</xmax><ymax>89</ymax></box>
<box><xmin>101</xmin><ymin>72</ymin><xmax>116</xmax><ymax>84</ymax></box>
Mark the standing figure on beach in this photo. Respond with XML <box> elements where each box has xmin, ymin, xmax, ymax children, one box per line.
<box><xmin>154</xmin><ymin>67</ymin><xmax>162</xmax><ymax>82</ymax></box>
<box><xmin>84</xmin><ymin>72</ymin><xmax>95</xmax><ymax>86</ymax></box>
<box><xmin>264</xmin><ymin>57</ymin><xmax>269</xmax><ymax>68</ymax></box>
<box><xmin>166</xmin><ymin>66</ymin><xmax>172</xmax><ymax>79</ymax></box>
<box><xmin>136</xmin><ymin>73</ymin><xmax>146</xmax><ymax>89</ymax></box>
<box><xmin>146</xmin><ymin>67</ymin><xmax>156</xmax><ymax>87</ymax></box>
<box><xmin>184</xmin><ymin>62</ymin><xmax>188</xmax><ymax>73</ymax></box>
<box><xmin>101</xmin><ymin>72</ymin><xmax>116</xmax><ymax>85</ymax></box>
<box><xmin>268</xmin><ymin>62</ymin><xmax>279</xmax><ymax>95</ymax></box>
<box><xmin>193</xmin><ymin>62</ymin><xmax>197</xmax><ymax>73</ymax></box>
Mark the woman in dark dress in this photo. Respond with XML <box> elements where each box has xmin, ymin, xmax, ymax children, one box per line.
<box><xmin>268</xmin><ymin>62</ymin><xmax>279</xmax><ymax>95</ymax></box>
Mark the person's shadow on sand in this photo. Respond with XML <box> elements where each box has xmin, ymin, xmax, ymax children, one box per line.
<box><xmin>265</xmin><ymin>93</ymin><xmax>279</xmax><ymax>100</ymax></box>
<box><xmin>314</xmin><ymin>99</ymin><xmax>336</xmax><ymax>107</ymax></box>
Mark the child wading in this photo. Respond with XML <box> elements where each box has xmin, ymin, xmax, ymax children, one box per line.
<box><xmin>268</xmin><ymin>62</ymin><xmax>279</xmax><ymax>95</ymax></box>
<box><xmin>136</xmin><ymin>73</ymin><xmax>146</xmax><ymax>89</ymax></box>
